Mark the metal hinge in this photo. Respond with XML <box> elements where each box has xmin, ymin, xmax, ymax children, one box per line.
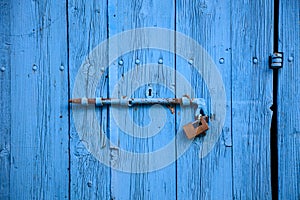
<box><xmin>269</xmin><ymin>52</ymin><xmax>283</xmax><ymax>69</ymax></box>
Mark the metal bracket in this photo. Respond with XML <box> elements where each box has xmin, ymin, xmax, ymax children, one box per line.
<box><xmin>69</xmin><ymin>96</ymin><xmax>207</xmax><ymax>116</ymax></box>
<box><xmin>269</xmin><ymin>52</ymin><xmax>283</xmax><ymax>69</ymax></box>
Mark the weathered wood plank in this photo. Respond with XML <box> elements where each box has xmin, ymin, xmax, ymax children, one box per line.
<box><xmin>108</xmin><ymin>0</ymin><xmax>176</xmax><ymax>199</ymax></box>
<box><xmin>68</xmin><ymin>0</ymin><xmax>111</xmax><ymax>199</ymax></box>
<box><xmin>231</xmin><ymin>1</ymin><xmax>273</xmax><ymax>199</ymax></box>
<box><xmin>0</xmin><ymin>0</ymin><xmax>11</xmax><ymax>199</ymax></box>
<box><xmin>278</xmin><ymin>0</ymin><xmax>300</xmax><ymax>198</ymax></box>
<box><xmin>175</xmin><ymin>0</ymin><xmax>232</xmax><ymax>199</ymax></box>
<box><xmin>9</xmin><ymin>1</ymin><xmax>69</xmax><ymax>199</ymax></box>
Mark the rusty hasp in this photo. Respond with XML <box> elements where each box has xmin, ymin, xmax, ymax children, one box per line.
<box><xmin>69</xmin><ymin>95</ymin><xmax>207</xmax><ymax>119</ymax></box>
<box><xmin>69</xmin><ymin>96</ymin><xmax>207</xmax><ymax>115</ymax></box>
<box><xmin>69</xmin><ymin>97</ymin><xmax>205</xmax><ymax>107</ymax></box>
<box><xmin>69</xmin><ymin>97</ymin><xmax>181</xmax><ymax>106</ymax></box>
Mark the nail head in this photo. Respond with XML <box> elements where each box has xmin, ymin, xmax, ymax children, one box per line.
<box><xmin>219</xmin><ymin>58</ymin><xmax>225</xmax><ymax>64</ymax></box>
<box><xmin>253</xmin><ymin>57</ymin><xmax>258</xmax><ymax>64</ymax></box>
<box><xmin>32</xmin><ymin>65</ymin><xmax>38</xmax><ymax>71</ymax></box>
<box><xmin>135</xmin><ymin>59</ymin><xmax>140</xmax><ymax>65</ymax></box>
<box><xmin>0</xmin><ymin>67</ymin><xmax>5</xmax><ymax>72</ymax></box>
<box><xmin>188</xmin><ymin>59</ymin><xmax>193</xmax><ymax>65</ymax></box>
<box><xmin>158</xmin><ymin>58</ymin><xmax>163</xmax><ymax>64</ymax></box>
<box><xmin>288</xmin><ymin>56</ymin><xmax>293</xmax><ymax>62</ymax></box>
<box><xmin>59</xmin><ymin>65</ymin><xmax>64</xmax><ymax>71</ymax></box>
<box><xmin>87</xmin><ymin>181</ymin><xmax>92</xmax><ymax>187</ymax></box>
<box><xmin>118</xmin><ymin>60</ymin><xmax>124</xmax><ymax>65</ymax></box>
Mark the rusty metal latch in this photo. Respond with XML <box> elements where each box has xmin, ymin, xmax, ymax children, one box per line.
<box><xmin>69</xmin><ymin>96</ymin><xmax>209</xmax><ymax>140</ymax></box>
<box><xmin>69</xmin><ymin>96</ymin><xmax>207</xmax><ymax>116</ymax></box>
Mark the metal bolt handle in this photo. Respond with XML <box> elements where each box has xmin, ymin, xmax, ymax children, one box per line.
<box><xmin>69</xmin><ymin>96</ymin><xmax>207</xmax><ymax>116</ymax></box>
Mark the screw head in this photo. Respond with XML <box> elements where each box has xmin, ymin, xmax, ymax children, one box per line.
<box><xmin>158</xmin><ymin>58</ymin><xmax>163</xmax><ymax>64</ymax></box>
<box><xmin>135</xmin><ymin>59</ymin><xmax>140</xmax><ymax>65</ymax></box>
<box><xmin>118</xmin><ymin>59</ymin><xmax>124</xmax><ymax>65</ymax></box>
<box><xmin>0</xmin><ymin>67</ymin><xmax>5</xmax><ymax>72</ymax></box>
<box><xmin>219</xmin><ymin>58</ymin><xmax>225</xmax><ymax>64</ymax></box>
<box><xmin>32</xmin><ymin>65</ymin><xmax>38</xmax><ymax>71</ymax></box>
<box><xmin>253</xmin><ymin>57</ymin><xmax>258</xmax><ymax>64</ymax></box>
<box><xmin>59</xmin><ymin>65</ymin><xmax>64</xmax><ymax>71</ymax></box>
<box><xmin>288</xmin><ymin>56</ymin><xmax>294</xmax><ymax>62</ymax></box>
<box><xmin>100</xmin><ymin>67</ymin><xmax>105</xmax><ymax>72</ymax></box>
<box><xmin>188</xmin><ymin>59</ymin><xmax>193</xmax><ymax>65</ymax></box>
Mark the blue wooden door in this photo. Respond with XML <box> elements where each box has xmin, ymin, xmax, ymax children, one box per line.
<box><xmin>0</xmin><ymin>0</ymin><xmax>299</xmax><ymax>199</ymax></box>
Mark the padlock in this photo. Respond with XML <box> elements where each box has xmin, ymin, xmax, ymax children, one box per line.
<box><xmin>183</xmin><ymin>116</ymin><xmax>209</xmax><ymax>139</ymax></box>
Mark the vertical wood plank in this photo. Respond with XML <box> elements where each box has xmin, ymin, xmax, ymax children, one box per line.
<box><xmin>231</xmin><ymin>1</ymin><xmax>273</xmax><ymax>199</ymax></box>
<box><xmin>9</xmin><ymin>0</ymin><xmax>69</xmax><ymax>199</ymax></box>
<box><xmin>0</xmin><ymin>0</ymin><xmax>11</xmax><ymax>199</ymax></box>
<box><xmin>278</xmin><ymin>0</ymin><xmax>300</xmax><ymax>198</ymax></box>
<box><xmin>108</xmin><ymin>0</ymin><xmax>176</xmax><ymax>199</ymax></box>
<box><xmin>175</xmin><ymin>0</ymin><xmax>232</xmax><ymax>199</ymax></box>
<box><xmin>68</xmin><ymin>0</ymin><xmax>111</xmax><ymax>199</ymax></box>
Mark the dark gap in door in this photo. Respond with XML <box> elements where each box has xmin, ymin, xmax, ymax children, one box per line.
<box><xmin>66</xmin><ymin>0</ymin><xmax>71</xmax><ymax>199</ymax></box>
<box><xmin>174</xmin><ymin>0</ymin><xmax>178</xmax><ymax>199</ymax></box>
<box><xmin>270</xmin><ymin>0</ymin><xmax>279</xmax><ymax>199</ymax></box>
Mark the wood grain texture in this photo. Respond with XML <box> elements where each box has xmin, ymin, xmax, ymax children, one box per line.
<box><xmin>108</xmin><ymin>0</ymin><xmax>176</xmax><ymax>199</ymax></box>
<box><xmin>9</xmin><ymin>1</ymin><xmax>69</xmax><ymax>199</ymax></box>
<box><xmin>3</xmin><ymin>0</ymin><xmax>297</xmax><ymax>199</ymax></box>
<box><xmin>68</xmin><ymin>0</ymin><xmax>111</xmax><ymax>199</ymax></box>
<box><xmin>278</xmin><ymin>0</ymin><xmax>300</xmax><ymax>198</ymax></box>
<box><xmin>175</xmin><ymin>0</ymin><xmax>232</xmax><ymax>199</ymax></box>
<box><xmin>231</xmin><ymin>1</ymin><xmax>273</xmax><ymax>199</ymax></box>
<box><xmin>0</xmin><ymin>0</ymin><xmax>11</xmax><ymax>199</ymax></box>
